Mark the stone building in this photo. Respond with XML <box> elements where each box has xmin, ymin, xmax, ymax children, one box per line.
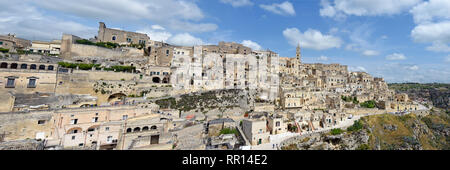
<box><xmin>0</xmin><ymin>104</ymin><xmax>166</xmax><ymax>149</ymax></box>
<box><xmin>267</xmin><ymin>114</ymin><xmax>287</xmax><ymax>135</ymax></box>
<box><xmin>29</xmin><ymin>40</ymin><xmax>61</xmax><ymax>55</ymax></box>
<box><xmin>170</xmin><ymin>45</ymin><xmax>279</xmax><ymax>101</ymax></box>
<box><xmin>96</xmin><ymin>22</ymin><xmax>150</xmax><ymax>45</ymax></box>
<box><xmin>0</xmin><ymin>34</ymin><xmax>31</xmax><ymax>50</ymax></box>
<box><xmin>0</xmin><ymin>60</ymin><xmax>58</xmax><ymax>95</ymax></box>
<box><xmin>242</xmin><ymin>115</ymin><xmax>270</xmax><ymax>145</ymax></box>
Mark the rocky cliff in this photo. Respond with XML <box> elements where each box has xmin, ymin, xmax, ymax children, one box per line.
<box><xmin>282</xmin><ymin>109</ymin><xmax>449</xmax><ymax>150</ymax></box>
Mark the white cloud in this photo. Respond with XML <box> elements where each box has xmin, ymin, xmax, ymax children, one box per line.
<box><xmin>260</xmin><ymin>1</ymin><xmax>296</xmax><ymax>16</ymax></box>
<box><xmin>317</xmin><ymin>55</ymin><xmax>329</xmax><ymax>61</ymax></box>
<box><xmin>445</xmin><ymin>55</ymin><xmax>450</xmax><ymax>63</ymax></box>
<box><xmin>137</xmin><ymin>26</ymin><xmax>172</xmax><ymax>42</ymax></box>
<box><xmin>168</xmin><ymin>33</ymin><xmax>204</xmax><ymax>46</ymax></box>
<box><xmin>320</xmin><ymin>0</ymin><xmax>421</xmax><ymax>19</ymax></box>
<box><xmin>283</xmin><ymin>28</ymin><xmax>342</xmax><ymax>50</ymax></box>
<box><xmin>362</xmin><ymin>50</ymin><xmax>380</xmax><ymax>56</ymax></box>
<box><xmin>374</xmin><ymin>63</ymin><xmax>450</xmax><ymax>83</ymax></box>
<box><xmin>220</xmin><ymin>0</ymin><xmax>253</xmax><ymax>7</ymax></box>
<box><xmin>386</xmin><ymin>53</ymin><xmax>407</xmax><ymax>60</ymax></box>
<box><xmin>349</xmin><ymin>66</ymin><xmax>367</xmax><ymax>72</ymax></box>
<box><xmin>425</xmin><ymin>42</ymin><xmax>450</xmax><ymax>52</ymax></box>
<box><xmin>410</xmin><ymin>0</ymin><xmax>450</xmax><ymax>24</ymax></box>
<box><xmin>406</xmin><ymin>65</ymin><xmax>419</xmax><ymax>70</ymax></box>
<box><xmin>151</xmin><ymin>25</ymin><xmax>165</xmax><ymax>30</ymax></box>
<box><xmin>241</xmin><ymin>40</ymin><xmax>262</xmax><ymax>50</ymax></box>
<box><xmin>25</xmin><ymin>0</ymin><xmax>217</xmax><ymax>33</ymax></box>
<box><xmin>410</xmin><ymin>0</ymin><xmax>450</xmax><ymax>52</ymax></box>
<box><xmin>0</xmin><ymin>1</ymin><xmax>95</xmax><ymax>40</ymax></box>
<box><xmin>411</xmin><ymin>21</ymin><xmax>450</xmax><ymax>43</ymax></box>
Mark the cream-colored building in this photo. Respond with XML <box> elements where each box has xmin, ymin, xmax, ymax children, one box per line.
<box><xmin>242</xmin><ymin>116</ymin><xmax>270</xmax><ymax>145</ymax></box>
<box><xmin>267</xmin><ymin>114</ymin><xmax>287</xmax><ymax>135</ymax></box>
<box><xmin>29</xmin><ymin>40</ymin><xmax>61</xmax><ymax>55</ymax></box>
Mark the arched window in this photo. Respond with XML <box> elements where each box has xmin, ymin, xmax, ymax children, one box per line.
<box><xmin>0</xmin><ymin>62</ymin><xmax>7</xmax><ymax>68</ymax></box>
<box><xmin>20</xmin><ymin>64</ymin><xmax>27</xmax><ymax>69</ymax></box>
<box><xmin>133</xmin><ymin>127</ymin><xmax>141</xmax><ymax>132</ymax></box>
<box><xmin>10</xmin><ymin>63</ymin><xmax>18</xmax><ymax>69</ymax></box>
<box><xmin>39</xmin><ymin>65</ymin><xmax>45</xmax><ymax>70</ymax></box>
<box><xmin>48</xmin><ymin>65</ymin><xmax>54</xmax><ymax>71</ymax></box>
<box><xmin>126</xmin><ymin>128</ymin><xmax>132</xmax><ymax>133</ymax></box>
<box><xmin>112</xmin><ymin>36</ymin><xmax>116</xmax><ymax>41</ymax></box>
<box><xmin>150</xmin><ymin>126</ymin><xmax>157</xmax><ymax>130</ymax></box>
<box><xmin>152</xmin><ymin>77</ymin><xmax>161</xmax><ymax>83</ymax></box>
<box><xmin>142</xmin><ymin>126</ymin><xmax>149</xmax><ymax>131</ymax></box>
<box><xmin>30</xmin><ymin>64</ymin><xmax>37</xmax><ymax>70</ymax></box>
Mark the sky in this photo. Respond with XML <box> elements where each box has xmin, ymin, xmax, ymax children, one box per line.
<box><xmin>1</xmin><ymin>0</ymin><xmax>449</xmax><ymax>83</ymax></box>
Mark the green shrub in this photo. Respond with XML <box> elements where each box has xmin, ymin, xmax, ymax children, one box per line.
<box><xmin>347</xmin><ymin>120</ymin><xmax>363</xmax><ymax>132</ymax></box>
<box><xmin>0</xmin><ymin>48</ymin><xmax>9</xmax><ymax>53</ymax></box>
<box><xmin>58</xmin><ymin>62</ymin><xmax>100</xmax><ymax>70</ymax></box>
<box><xmin>330</xmin><ymin>128</ymin><xmax>344</xmax><ymax>135</ymax></box>
<box><xmin>360</xmin><ymin>100</ymin><xmax>376</xmax><ymax>108</ymax></box>
<box><xmin>76</xmin><ymin>39</ymin><xmax>119</xmax><ymax>49</ymax></box>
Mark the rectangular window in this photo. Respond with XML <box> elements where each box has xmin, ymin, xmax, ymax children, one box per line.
<box><xmin>72</xmin><ymin>136</ymin><xmax>75</xmax><ymax>140</ymax></box>
<box><xmin>105</xmin><ymin>127</ymin><xmax>110</xmax><ymax>131</ymax></box>
<box><xmin>92</xmin><ymin>117</ymin><xmax>98</xmax><ymax>123</ymax></box>
<box><xmin>276</xmin><ymin>121</ymin><xmax>280</xmax><ymax>127</ymax></box>
<box><xmin>70</xmin><ymin>119</ymin><xmax>78</xmax><ymax>125</ymax></box>
<box><xmin>28</xmin><ymin>79</ymin><xmax>36</xmax><ymax>88</ymax></box>
<box><xmin>122</xmin><ymin>115</ymin><xmax>128</xmax><ymax>120</ymax></box>
<box><xmin>38</xmin><ymin>120</ymin><xmax>46</xmax><ymax>125</ymax></box>
<box><xmin>107</xmin><ymin>136</ymin><xmax>113</xmax><ymax>142</ymax></box>
<box><xmin>0</xmin><ymin>42</ymin><xmax>3</xmax><ymax>45</ymax></box>
<box><xmin>6</xmin><ymin>78</ymin><xmax>15</xmax><ymax>88</ymax></box>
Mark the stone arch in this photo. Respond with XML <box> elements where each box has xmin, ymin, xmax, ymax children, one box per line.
<box><xmin>0</xmin><ymin>62</ymin><xmax>7</xmax><ymax>68</ymax></box>
<box><xmin>10</xmin><ymin>63</ymin><xmax>18</xmax><ymax>69</ymax></box>
<box><xmin>152</xmin><ymin>77</ymin><xmax>161</xmax><ymax>83</ymax></box>
<box><xmin>108</xmin><ymin>93</ymin><xmax>127</xmax><ymax>103</ymax></box>
<box><xmin>48</xmin><ymin>65</ymin><xmax>54</xmax><ymax>71</ymax></box>
<box><xmin>87</xmin><ymin>125</ymin><xmax>99</xmax><ymax>132</ymax></box>
<box><xmin>30</xmin><ymin>64</ymin><xmax>37</xmax><ymax>69</ymax></box>
<box><xmin>67</xmin><ymin>127</ymin><xmax>82</xmax><ymax>134</ymax></box>
<box><xmin>142</xmin><ymin>126</ymin><xmax>149</xmax><ymax>131</ymax></box>
<box><xmin>162</xmin><ymin>77</ymin><xmax>170</xmax><ymax>84</ymax></box>
<box><xmin>133</xmin><ymin>127</ymin><xmax>141</xmax><ymax>132</ymax></box>
<box><xmin>20</xmin><ymin>64</ymin><xmax>27</xmax><ymax>69</ymax></box>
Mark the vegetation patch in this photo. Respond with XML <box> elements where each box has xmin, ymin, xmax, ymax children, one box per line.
<box><xmin>0</xmin><ymin>48</ymin><xmax>9</xmax><ymax>53</ymax></box>
<box><xmin>76</xmin><ymin>39</ymin><xmax>119</xmax><ymax>49</ymax></box>
<box><xmin>219</xmin><ymin>128</ymin><xmax>239</xmax><ymax>136</ymax></box>
<box><xmin>347</xmin><ymin>120</ymin><xmax>364</xmax><ymax>132</ymax></box>
<box><xmin>330</xmin><ymin>128</ymin><xmax>344</xmax><ymax>135</ymax></box>
<box><xmin>360</xmin><ymin>100</ymin><xmax>376</xmax><ymax>108</ymax></box>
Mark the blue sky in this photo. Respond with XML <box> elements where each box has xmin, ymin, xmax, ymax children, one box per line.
<box><xmin>1</xmin><ymin>0</ymin><xmax>449</xmax><ymax>83</ymax></box>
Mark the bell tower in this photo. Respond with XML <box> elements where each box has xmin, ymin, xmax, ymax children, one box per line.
<box><xmin>296</xmin><ymin>43</ymin><xmax>301</xmax><ymax>63</ymax></box>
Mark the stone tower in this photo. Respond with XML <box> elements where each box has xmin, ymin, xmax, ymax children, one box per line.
<box><xmin>296</xmin><ymin>43</ymin><xmax>301</xmax><ymax>63</ymax></box>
